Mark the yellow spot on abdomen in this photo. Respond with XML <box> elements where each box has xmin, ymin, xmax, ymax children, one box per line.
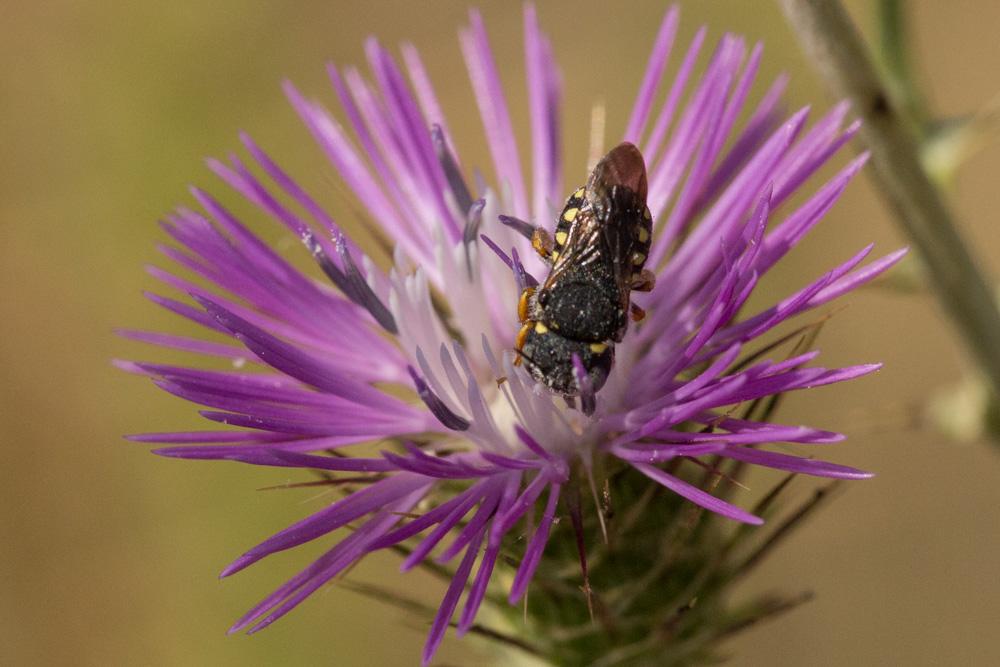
<box><xmin>632</xmin><ymin>252</ymin><xmax>646</xmax><ymax>265</ymax></box>
<box><xmin>554</xmin><ymin>231</ymin><xmax>568</xmax><ymax>246</ymax></box>
<box><xmin>573</xmin><ymin>188</ymin><xmax>585</xmax><ymax>199</ymax></box>
<box><xmin>563</xmin><ymin>207</ymin><xmax>579</xmax><ymax>222</ymax></box>
<box><xmin>589</xmin><ymin>342</ymin><xmax>608</xmax><ymax>353</ymax></box>
<box><xmin>516</xmin><ymin>323</ymin><xmax>532</xmax><ymax>350</ymax></box>
<box><xmin>637</xmin><ymin>227</ymin><xmax>649</xmax><ymax>243</ymax></box>
<box><xmin>550</xmin><ymin>251</ymin><xmax>559</xmax><ymax>262</ymax></box>
<box><xmin>534</xmin><ymin>322</ymin><xmax>549</xmax><ymax>334</ymax></box>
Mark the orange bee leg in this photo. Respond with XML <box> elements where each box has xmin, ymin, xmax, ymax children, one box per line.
<box><xmin>531</xmin><ymin>228</ymin><xmax>554</xmax><ymax>261</ymax></box>
<box><xmin>631</xmin><ymin>269</ymin><xmax>655</xmax><ymax>292</ymax></box>
<box><xmin>629</xmin><ymin>302</ymin><xmax>646</xmax><ymax>323</ymax></box>
<box><xmin>514</xmin><ymin>321</ymin><xmax>533</xmax><ymax>366</ymax></box>
<box><xmin>518</xmin><ymin>287</ymin><xmax>536</xmax><ymax>323</ymax></box>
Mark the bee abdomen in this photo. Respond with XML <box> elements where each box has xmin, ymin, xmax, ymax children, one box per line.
<box><xmin>519</xmin><ymin>325</ymin><xmax>614</xmax><ymax>395</ymax></box>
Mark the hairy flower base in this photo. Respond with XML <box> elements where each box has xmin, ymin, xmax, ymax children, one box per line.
<box><xmin>485</xmin><ymin>462</ymin><xmax>819</xmax><ymax>666</ymax></box>
<box><xmin>122</xmin><ymin>4</ymin><xmax>903</xmax><ymax>664</ymax></box>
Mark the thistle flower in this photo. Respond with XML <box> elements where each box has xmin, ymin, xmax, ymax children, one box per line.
<box><xmin>121</xmin><ymin>5</ymin><xmax>904</xmax><ymax>664</ymax></box>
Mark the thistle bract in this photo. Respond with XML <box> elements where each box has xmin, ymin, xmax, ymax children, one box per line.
<box><xmin>121</xmin><ymin>5</ymin><xmax>903</xmax><ymax>664</ymax></box>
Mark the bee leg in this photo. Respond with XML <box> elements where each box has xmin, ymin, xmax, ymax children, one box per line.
<box><xmin>498</xmin><ymin>214</ymin><xmax>554</xmax><ymax>262</ymax></box>
<box><xmin>518</xmin><ymin>287</ymin><xmax>536</xmax><ymax>323</ymax></box>
<box><xmin>531</xmin><ymin>228</ymin><xmax>554</xmax><ymax>262</ymax></box>
<box><xmin>629</xmin><ymin>302</ymin><xmax>646</xmax><ymax>323</ymax></box>
<box><xmin>631</xmin><ymin>269</ymin><xmax>655</xmax><ymax>292</ymax></box>
<box><xmin>514</xmin><ymin>321</ymin><xmax>533</xmax><ymax>366</ymax></box>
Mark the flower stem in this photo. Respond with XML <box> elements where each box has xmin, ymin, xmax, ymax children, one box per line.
<box><xmin>779</xmin><ymin>0</ymin><xmax>1000</xmax><ymax>403</ymax></box>
<box><xmin>876</xmin><ymin>0</ymin><xmax>928</xmax><ymax>132</ymax></box>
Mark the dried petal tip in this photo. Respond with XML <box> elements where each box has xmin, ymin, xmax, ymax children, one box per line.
<box><xmin>463</xmin><ymin>198</ymin><xmax>486</xmax><ymax>245</ymax></box>
<box><xmin>334</xmin><ymin>234</ymin><xmax>399</xmax><ymax>335</ymax></box>
<box><xmin>510</xmin><ymin>246</ymin><xmax>539</xmax><ymax>290</ymax></box>
<box><xmin>407</xmin><ymin>365</ymin><xmax>470</xmax><ymax>431</ymax></box>
<box><xmin>498</xmin><ymin>214</ymin><xmax>536</xmax><ymax>241</ymax></box>
<box><xmin>432</xmin><ymin>123</ymin><xmax>475</xmax><ymax>215</ymax></box>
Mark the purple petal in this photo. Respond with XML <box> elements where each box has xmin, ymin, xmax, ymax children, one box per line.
<box><xmin>151</xmin><ymin>436</ymin><xmax>370</xmax><ymax>459</ymax></box>
<box><xmin>631</xmin><ymin>462</ymin><xmax>763</xmax><ymax>524</ymax></box>
<box><xmin>624</xmin><ymin>5</ymin><xmax>680</xmax><ymax>144</ymax></box>
<box><xmin>460</xmin><ymin>9</ymin><xmax>528</xmax><ymax>218</ymax></box>
<box><xmin>370</xmin><ymin>480</ymin><xmax>490</xmax><ymax>551</ymax></box>
<box><xmin>116</xmin><ymin>329</ymin><xmax>249</xmax><ymax>359</ymax></box>
<box><xmin>221</xmin><ymin>473</ymin><xmax>430</xmax><ymax>578</ymax></box>
<box><xmin>721</xmin><ymin>446</ymin><xmax>873</xmax><ymax>479</ymax></box>
<box><xmin>515</xmin><ymin>425</ymin><xmax>555</xmax><ymax>461</ymax></box>
<box><xmin>436</xmin><ymin>480</ymin><xmax>507</xmax><ymax>563</ymax></box>
<box><xmin>195</xmin><ymin>295</ymin><xmax>403</xmax><ymax>410</ymax></box>
<box><xmin>524</xmin><ymin>4</ymin><xmax>563</xmax><ymax>224</ymax></box>
<box><xmin>423</xmin><ymin>525</ymin><xmax>486</xmax><ymax>666</ymax></box>
<box><xmin>509</xmin><ymin>482</ymin><xmax>561</xmax><ymax>603</ymax></box>
<box><xmin>457</xmin><ymin>530</ymin><xmax>501</xmax><ymax>634</ymax></box>
<box><xmin>495</xmin><ymin>471</ymin><xmax>550</xmax><ymax>536</ymax></box>
<box><xmin>401</xmin><ymin>481</ymin><xmax>494</xmax><ymax>571</ymax></box>
<box><xmin>408</xmin><ymin>365</ymin><xmax>470</xmax><ymax>431</ymax></box>
<box><xmin>231</xmin><ymin>489</ymin><xmax>424</xmax><ymax>635</ymax></box>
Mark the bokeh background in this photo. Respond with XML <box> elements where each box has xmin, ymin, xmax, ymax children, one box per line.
<box><xmin>4</xmin><ymin>1</ymin><xmax>1000</xmax><ymax>664</ymax></box>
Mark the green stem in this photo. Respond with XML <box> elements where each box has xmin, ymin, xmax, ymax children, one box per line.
<box><xmin>876</xmin><ymin>0</ymin><xmax>928</xmax><ymax>132</ymax></box>
<box><xmin>778</xmin><ymin>0</ymin><xmax>1000</xmax><ymax>407</ymax></box>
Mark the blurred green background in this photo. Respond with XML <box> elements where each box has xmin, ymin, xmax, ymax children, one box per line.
<box><xmin>4</xmin><ymin>1</ymin><xmax>1000</xmax><ymax>664</ymax></box>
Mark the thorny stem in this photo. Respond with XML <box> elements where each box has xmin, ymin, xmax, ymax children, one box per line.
<box><xmin>779</xmin><ymin>0</ymin><xmax>1000</xmax><ymax>404</ymax></box>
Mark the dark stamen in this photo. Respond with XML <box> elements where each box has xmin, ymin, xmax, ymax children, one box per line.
<box><xmin>463</xmin><ymin>199</ymin><xmax>487</xmax><ymax>246</ymax></box>
<box><xmin>431</xmin><ymin>124</ymin><xmax>474</xmax><ymax>215</ymax></box>
<box><xmin>498</xmin><ymin>214</ymin><xmax>536</xmax><ymax>241</ymax></box>
<box><xmin>303</xmin><ymin>231</ymin><xmax>354</xmax><ymax>298</ymax></box>
<box><xmin>407</xmin><ymin>365</ymin><xmax>470</xmax><ymax>431</ymax></box>
<box><xmin>510</xmin><ymin>247</ymin><xmax>539</xmax><ymax>291</ymax></box>
<box><xmin>479</xmin><ymin>233</ymin><xmax>513</xmax><ymax>270</ymax></box>
<box><xmin>334</xmin><ymin>234</ymin><xmax>399</xmax><ymax>335</ymax></box>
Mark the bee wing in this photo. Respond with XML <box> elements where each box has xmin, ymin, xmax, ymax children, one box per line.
<box><xmin>541</xmin><ymin>207</ymin><xmax>603</xmax><ymax>290</ymax></box>
<box><xmin>588</xmin><ymin>143</ymin><xmax>649</xmax><ymax>327</ymax></box>
<box><xmin>587</xmin><ymin>143</ymin><xmax>648</xmax><ymax>203</ymax></box>
<box><xmin>544</xmin><ymin>142</ymin><xmax>648</xmax><ymax>301</ymax></box>
<box><xmin>601</xmin><ymin>218</ymin><xmax>639</xmax><ymax>323</ymax></box>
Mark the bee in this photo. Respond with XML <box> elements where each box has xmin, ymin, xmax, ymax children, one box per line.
<box><xmin>514</xmin><ymin>142</ymin><xmax>655</xmax><ymax>398</ymax></box>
